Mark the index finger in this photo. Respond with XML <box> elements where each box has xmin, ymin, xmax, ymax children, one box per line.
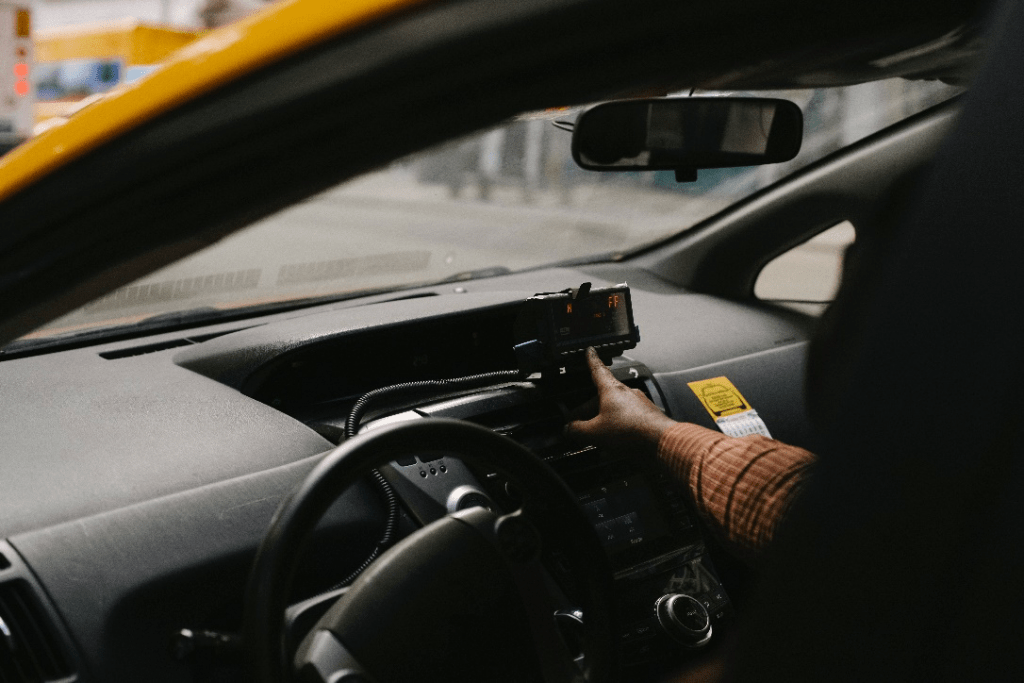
<box><xmin>585</xmin><ymin>347</ymin><xmax>620</xmax><ymax>390</ymax></box>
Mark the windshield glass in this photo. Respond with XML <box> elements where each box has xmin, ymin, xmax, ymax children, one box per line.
<box><xmin>23</xmin><ymin>79</ymin><xmax>959</xmax><ymax>342</ymax></box>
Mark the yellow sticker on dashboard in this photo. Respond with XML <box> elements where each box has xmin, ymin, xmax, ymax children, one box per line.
<box><xmin>687</xmin><ymin>376</ymin><xmax>752</xmax><ymax>419</ymax></box>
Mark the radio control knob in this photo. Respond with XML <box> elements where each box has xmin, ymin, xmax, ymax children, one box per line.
<box><xmin>655</xmin><ymin>594</ymin><xmax>712</xmax><ymax>648</ymax></box>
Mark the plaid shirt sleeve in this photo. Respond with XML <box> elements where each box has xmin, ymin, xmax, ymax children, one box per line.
<box><xmin>657</xmin><ymin>422</ymin><xmax>816</xmax><ymax>563</ymax></box>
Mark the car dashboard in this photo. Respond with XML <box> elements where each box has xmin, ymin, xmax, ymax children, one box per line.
<box><xmin>0</xmin><ymin>265</ymin><xmax>818</xmax><ymax>682</ymax></box>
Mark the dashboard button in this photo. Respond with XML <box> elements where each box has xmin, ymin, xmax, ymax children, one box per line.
<box><xmin>632</xmin><ymin>620</ymin><xmax>657</xmax><ymax>638</ymax></box>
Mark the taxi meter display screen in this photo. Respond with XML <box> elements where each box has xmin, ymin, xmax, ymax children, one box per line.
<box><xmin>578</xmin><ymin>474</ymin><xmax>672</xmax><ymax>557</ymax></box>
<box><xmin>550</xmin><ymin>290</ymin><xmax>632</xmax><ymax>350</ymax></box>
<box><xmin>512</xmin><ymin>284</ymin><xmax>639</xmax><ymax>372</ymax></box>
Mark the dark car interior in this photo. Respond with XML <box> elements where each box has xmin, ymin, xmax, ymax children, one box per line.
<box><xmin>0</xmin><ymin>0</ymin><xmax>1021</xmax><ymax>681</ymax></box>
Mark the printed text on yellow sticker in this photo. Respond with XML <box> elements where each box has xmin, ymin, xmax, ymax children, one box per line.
<box><xmin>687</xmin><ymin>377</ymin><xmax>752</xmax><ymax>419</ymax></box>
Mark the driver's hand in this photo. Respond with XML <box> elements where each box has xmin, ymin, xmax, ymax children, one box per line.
<box><xmin>565</xmin><ymin>347</ymin><xmax>677</xmax><ymax>455</ymax></box>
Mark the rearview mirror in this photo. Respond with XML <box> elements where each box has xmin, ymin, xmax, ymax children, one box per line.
<box><xmin>572</xmin><ymin>97</ymin><xmax>802</xmax><ymax>177</ymax></box>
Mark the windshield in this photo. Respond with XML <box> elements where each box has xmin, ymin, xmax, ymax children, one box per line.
<box><xmin>23</xmin><ymin>79</ymin><xmax>959</xmax><ymax>342</ymax></box>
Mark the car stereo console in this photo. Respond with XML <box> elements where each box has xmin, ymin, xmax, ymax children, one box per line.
<box><xmin>547</xmin><ymin>428</ymin><xmax>734</xmax><ymax>664</ymax></box>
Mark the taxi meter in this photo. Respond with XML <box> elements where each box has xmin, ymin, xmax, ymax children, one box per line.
<box><xmin>513</xmin><ymin>282</ymin><xmax>640</xmax><ymax>373</ymax></box>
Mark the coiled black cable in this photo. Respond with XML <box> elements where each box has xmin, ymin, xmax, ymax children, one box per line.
<box><xmin>334</xmin><ymin>368</ymin><xmax>524</xmax><ymax>587</ymax></box>
<box><xmin>332</xmin><ymin>468</ymin><xmax>397</xmax><ymax>588</ymax></box>
<box><xmin>343</xmin><ymin>370</ymin><xmax>524</xmax><ymax>441</ymax></box>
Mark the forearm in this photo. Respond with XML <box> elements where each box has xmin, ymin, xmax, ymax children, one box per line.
<box><xmin>657</xmin><ymin>422</ymin><xmax>816</xmax><ymax>563</ymax></box>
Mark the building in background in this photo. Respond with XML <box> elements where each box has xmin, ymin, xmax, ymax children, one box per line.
<box><xmin>32</xmin><ymin>0</ymin><xmax>202</xmax><ymax>31</ymax></box>
<box><xmin>0</xmin><ymin>1</ymin><xmax>34</xmax><ymax>152</ymax></box>
<box><xmin>31</xmin><ymin>0</ymin><xmax>270</xmax><ymax>30</ymax></box>
<box><xmin>33</xmin><ymin>19</ymin><xmax>201</xmax><ymax>126</ymax></box>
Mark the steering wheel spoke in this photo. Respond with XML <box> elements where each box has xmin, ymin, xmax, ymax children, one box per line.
<box><xmin>297</xmin><ymin>629</ymin><xmax>373</xmax><ymax>683</ymax></box>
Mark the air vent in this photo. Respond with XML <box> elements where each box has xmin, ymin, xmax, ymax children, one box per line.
<box><xmin>0</xmin><ymin>580</ymin><xmax>73</xmax><ymax>682</ymax></box>
<box><xmin>99</xmin><ymin>330</ymin><xmax>233</xmax><ymax>360</ymax></box>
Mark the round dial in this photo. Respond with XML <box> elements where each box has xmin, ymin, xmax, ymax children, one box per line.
<box><xmin>654</xmin><ymin>593</ymin><xmax>712</xmax><ymax>648</ymax></box>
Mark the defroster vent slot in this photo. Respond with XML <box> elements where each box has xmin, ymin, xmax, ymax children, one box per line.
<box><xmin>99</xmin><ymin>329</ymin><xmax>234</xmax><ymax>359</ymax></box>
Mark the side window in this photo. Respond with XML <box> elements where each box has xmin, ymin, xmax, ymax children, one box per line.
<box><xmin>754</xmin><ymin>221</ymin><xmax>855</xmax><ymax>314</ymax></box>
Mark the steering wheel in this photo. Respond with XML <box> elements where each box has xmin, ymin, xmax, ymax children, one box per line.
<box><xmin>244</xmin><ymin>418</ymin><xmax>617</xmax><ymax>683</ymax></box>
